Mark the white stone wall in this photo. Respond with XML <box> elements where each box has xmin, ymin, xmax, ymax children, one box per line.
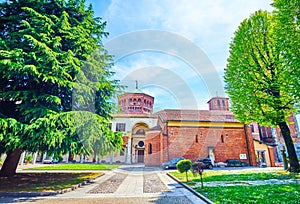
<box><xmin>111</xmin><ymin>116</ymin><xmax>158</xmax><ymax>133</ymax></box>
<box><xmin>107</xmin><ymin>115</ymin><xmax>158</xmax><ymax>164</ymax></box>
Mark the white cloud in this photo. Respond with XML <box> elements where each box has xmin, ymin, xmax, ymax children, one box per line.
<box><xmin>103</xmin><ymin>0</ymin><xmax>273</xmax><ymax>72</ymax></box>
<box><xmin>96</xmin><ymin>0</ymin><xmax>273</xmax><ymax>109</ymax></box>
<box><xmin>104</xmin><ymin>0</ymin><xmax>273</xmax><ymax>40</ymax></box>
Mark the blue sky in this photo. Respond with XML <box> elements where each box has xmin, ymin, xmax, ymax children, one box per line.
<box><xmin>86</xmin><ymin>0</ymin><xmax>273</xmax><ymax>111</ymax></box>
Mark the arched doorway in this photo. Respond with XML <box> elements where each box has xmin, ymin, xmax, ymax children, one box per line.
<box><xmin>137</xmin><ymin>141</ymin><xmax>145</xmax><ymax>163</ymax></box>
<box><xmin>131</xmin><ymin>122</ymin><xmax>149</xmax><ymax>163</ymax></box>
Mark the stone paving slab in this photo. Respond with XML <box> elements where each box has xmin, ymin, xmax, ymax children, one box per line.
<box><xmin>88</xmin><ymin>173</ymin><xmax>127</xmax><ymax>194</ymax></box>
<box><xmin>1</xmin><ymin>164</ymin><xmax>210</xmax><ymax>204</ymax></box>
<box><xmin>143</xmin><ymin>172</ymin><xmax>169</xmax><ymax>193</ymax></box>
<box><xmin>14</xmin><ymin>196</ymin><xmax>195</xmax><ymax>204</ymax></box>
<box><xmin>114</xmin><ymin>170</ymin><xmax>143</xmax><ymax>195</ymax></box>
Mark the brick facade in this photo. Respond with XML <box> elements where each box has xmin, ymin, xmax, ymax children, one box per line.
<box><xmin>207</xmin><ymin>97</ymin><xmax>229</xmax><ymax>111</ymax></box>
<box><xmin>250</xmin><ymin>114</ymin><xmax>300</xmax><ymax>165</ymax></box>
<box><xmin>110</xmin><ymin>92</ymin><xmax>300</xmax><ymax>167</ymax></box>
<box><xmin>118</xmin><ymin>92</ymin><xmax>154</xmax><ymax>114</ymax></box>
<box><xmin>145</xmin><ymin>112</ymin><xmax>257</xmax><ymax>166</ymax></box>
<box><xmin>144</xmin><ymin>130</ymin><xmax>161</xmax><ymax>166</ymax></box>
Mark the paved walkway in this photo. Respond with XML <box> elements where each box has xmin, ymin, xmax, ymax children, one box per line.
<box><xmin>2</xmin><ymin>164</ymin><xmax>210</xmax><ymax>204</ymax></box>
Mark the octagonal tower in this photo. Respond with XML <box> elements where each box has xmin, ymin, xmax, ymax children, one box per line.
<box><xmin>118</xmin><ymin>88</ymin><xmax>154</xmax><ymax>114</ymax></box>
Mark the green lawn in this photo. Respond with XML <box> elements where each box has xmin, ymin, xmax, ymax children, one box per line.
<box><xmin>170</xmin><ymin>169</ymin><xmax>300</xmax><ymax>182</ymax></box>
<box><xmin>196</xmin><ymin>184</ymin><xmax>300</xmax><ymax>204</ymax></box>
<box><xmin>0</xmin><ymin>163</ymin><xmax>118</xmax><ymax>192</ymax></box>
<box><xmin>26</xmin><ymin>163</ymin><xmax>120</xmax><ymax>171</ymax></box>
<box><xmin>0</xmin><ymin>172</ymin><xmax>102</xmax><ymax>192</ymax></box>
<box><xmin>170</xmin><ymin>169</ymin><xmax>300</xmax><ymax>204</ymax></box>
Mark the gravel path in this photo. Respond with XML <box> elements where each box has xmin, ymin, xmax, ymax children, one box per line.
<box><xmin>143</xmin><ymin>173</ymin><xmax>169</xmax><ymax>193</ymax></box>
<box><xmin>88</xmin><ymin>173</ymin><xmax>127</xmax><ymax>194</ymax></box>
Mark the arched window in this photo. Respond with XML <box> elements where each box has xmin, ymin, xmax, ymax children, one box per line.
<box><xmin>148</xmin><ymin>143</ymin><xmax>152</xmax><ymax>154</ymax></box>
<box><xmin>221</xmin><ymin>135</ymin><xmax>224</xmax><ymax>143</ymax></box>
<box><xmin>136</xmin><ymin>129</ymin><xmax>145</xmax><ymax>134</ymax></box>
<box><xmin>222</xmin><ymin>100</ymin><xmax>225</xmax><ymax>106</ymax></box>
<box><xmin>217</xmin><ymin>100</ymin><xmax>221</xmax><ymax>107</ymax></box>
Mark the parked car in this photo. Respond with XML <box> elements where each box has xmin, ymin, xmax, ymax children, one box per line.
<box><xmin>43</xmin><ymin>156</ymin><xmax>58</xmax><ymax>164</ymax></box>
<box><xmin>196</xmin><ymin>158</ymin><xmax>213</xmax><ymax>169</ymax></box>
<box><xmin>226</xmin><ymin>159</ymin><xmax>247</xmax><ymax>167</ymax></box>
<box><xmin>215</xmin><ymin>161</ymin><xmax>227</xmax><ymax>168</ymax></box>
<box><xmin>162</xmin><ymin>157</ymin><xmax>185</xmax><ymax>169</ymax></box>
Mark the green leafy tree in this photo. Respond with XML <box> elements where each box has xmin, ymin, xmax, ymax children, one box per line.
<box><xmin>0</xmin><ymin>0</ymin><xmax>123</xmax><ymax>177</ymax></box>
<box><xmin>176</xmin><ymin>159</ymin><xmax>192</xmax><ymax>182</ymax></box>
<box><xmin>224</xmin><ymin>10</ymin><xmax>300</xmax><ymax>172</ymax></box>
<box><xmin>272</xmin><ymin>0</ymin><xmax>300</xmax><ymax>101</ymax></box>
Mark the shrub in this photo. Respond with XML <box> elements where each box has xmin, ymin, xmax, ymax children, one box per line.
<box><xmin>0</xmin><ymin>158</ymin><xmax>3</xmax><ymax>166</ymax></box>
<box><xmin>52</xmin><ymin>155</ymin><xmax>63</xmax><ymax>163</ymax></box>
<box><xmin>57</xmin><ymin>156</ymin><xmax>63</xmax><ymax>163</ymax></box>
<box><xmin>176</xmin><ymin>159</ymin><xmax>192</xmax><ymax>182</ymax></box>
<box><xmin>24</xmin><ymin>155</ymin><xmax>33</xmax><ymax>164</ymax></box>
<box><xmin>192</xmin><ymin>162</ymin><xmax>206</xmax><ymax>188</ymax></box>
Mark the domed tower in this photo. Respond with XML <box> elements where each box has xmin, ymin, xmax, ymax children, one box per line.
<box><xmin>118</xmin><ymin>83</ymin><xmax>154</xmax><ymax>114</ymax></box>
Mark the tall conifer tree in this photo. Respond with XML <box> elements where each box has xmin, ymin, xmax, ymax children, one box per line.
<box><xmin>0</xmin><ymin>0</ymin><xmax>123</xmax><ymax>176</ymax></box>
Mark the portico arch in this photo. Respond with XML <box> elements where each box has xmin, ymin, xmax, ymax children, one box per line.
<box><xmin>131</xmin><ymin>122</ymin><xmax>149</xmax><ymax>163</ymax></box>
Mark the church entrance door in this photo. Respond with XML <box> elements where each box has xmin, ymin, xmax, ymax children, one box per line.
<box><xmin>137</xmin><ymin>150</ymin><xmax>144</xmax><ymax>163</ymax></box>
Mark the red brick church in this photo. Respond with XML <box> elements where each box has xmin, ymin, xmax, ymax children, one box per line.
<box><xmin>15</xmin><ymin>88</ymin><xmax>299</xmax><ymax>166</ymax></box>
<box><xmin>107</xmin><ymin>89</ymin><xmax>259</xmax><ymax>167</ymax></box>
<box><xmin>144</xmin><ymin>98</ymin><xmax>257</xmax><ymax>166</ymax></box>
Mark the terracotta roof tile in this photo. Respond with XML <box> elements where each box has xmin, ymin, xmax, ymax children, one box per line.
<box><xmin>148</xmin><ymin>125</ymin><xmax>162</xmax><ymax>131</ymax></box>
<box><xmin>155</xmin><ymin>109</ymin><xmax>238</xmax><ymax>123</ymax></box>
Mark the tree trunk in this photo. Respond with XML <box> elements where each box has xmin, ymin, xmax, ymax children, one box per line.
<box><xmin>185</xmin><ymin>171</ymin><xmax>189</xmax><ymax>182</ymax></box>
<box><xmin>200</xmin><ymin>173</ymin><xmax>203</xmax><ymax>189</ymax></box>
<box><xmin>278</xmin><ymin>122</ymin><xmax>300</xmax><ymax>173</ymax></box>
<box><xmin>0</xmin><ymin>148</ymin><xmax>22</xmax><ymax>177</ymax></box>
<box><xmin>68</xmin><ymin>153</ymin><xmax>73</xmax><ymax>162</ymax></box>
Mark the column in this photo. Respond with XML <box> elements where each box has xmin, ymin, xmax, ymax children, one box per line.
<box><xmin>125</xmin><ymin>137</ymin><xmax>132</xmax><ymax>164</ymax></box>
<box><xmin>65</xmin><ymin>152</ymin><xmax>69</xmax><ymax>163</ymax></box>
<box><xmin>32</xmin><ymin>152</ymin><xmax>38</xmax><ymax>164</ymax></box>
<box><xmin>19</xmin><ymin>151</ymin><xmax>26</xmax><ymax>165</ymax></box>
<box><xmin>109</xmin><ymin>154</ymin><xmax>113</xmax><ymax>164</ymax></box>
<box><xmin>208</xmin><ymin>146</ymin><xmax>215</xmax><ymax>165</ymax></box>
<box><xmin>80</xmin><ymin>154</ymin><xmax>84</xmax><ymax>163</ymax></box>
<box><xmin>42</xmin><ymin>152</ymin><xmax>47</xmax><ymax>163</ymax></box>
